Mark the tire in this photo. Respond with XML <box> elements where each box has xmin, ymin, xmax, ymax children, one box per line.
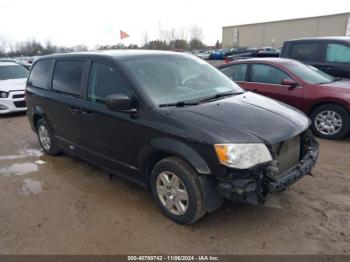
<box><xmin>36</xmin><ymin>118</ymin><xmax>60</xmax><ymax>155</ymax></box>
<box><xmin>150</xmin><ymin>156</ymin><xmax>207</xmax><ymax>224</ymax></box>
<box><xmin>310</xmin><ymin>104</ymin><xmax>350</xmax><ymax>139</ymax></box>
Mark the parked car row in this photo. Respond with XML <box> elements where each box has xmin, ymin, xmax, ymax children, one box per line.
<box><xmin>224</xmin><ymin>47</ymin><xmax>280</xmax><ymax>62</ymax></box>
<box><xmin>0</xmin><ymin>58</ymin><xmax>32</xmax><ymax>70</ymax></box>
<box><xmin>191</xmin><ymin>47</ymin><xmax>280</xmax><ymax>60</ymax></box>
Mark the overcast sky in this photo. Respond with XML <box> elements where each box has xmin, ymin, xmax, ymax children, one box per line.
<box><xmin>0</xmin><ymin>0</ymin><xmax>349</xmax><ymax>48</ymax></box>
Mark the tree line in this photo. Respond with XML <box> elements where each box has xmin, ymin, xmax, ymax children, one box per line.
<box><xmin>0</xmin><ymin>38</ymin><xmax>89</xmax><ymax>57</ymax></box>
<box><xmin>0</xmin><ymin>25</ymin><xmax>221</xmax><ymax>57</ymax></box>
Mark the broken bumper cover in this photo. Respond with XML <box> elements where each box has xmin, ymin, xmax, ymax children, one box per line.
<box><xmin>268</xmin><ymin>142</ymin><xmax>319</xmax><ymax>192</ymax></box>
<box><xmin>216</xmin><ymin>141</ymin><xmax>319</xmax><ymax>204</ymax></box>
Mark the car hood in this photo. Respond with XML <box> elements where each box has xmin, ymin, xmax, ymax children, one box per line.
<box><xmin>321</xmin><ymin>79</ymin><xmax>350</xmax><ymax>90</ymax></box>
<box><xmin>169</xmin><ymin>92</ymin><xmax>310</xmax><ymax>145</ymax></box>
<box><xmin>0</xmin><ymin>78</ymin><xmax>26</xmax><ymax>92</ymax></box>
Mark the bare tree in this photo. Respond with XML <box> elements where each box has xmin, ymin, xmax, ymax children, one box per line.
<box><xmin>0</xmin><ymin>36</ymin><xmax>9</xmax><ymax>57</ymax></box>
<box><xmin>12</xmin><ymin>39</ymin><xmax>45</xmax><ymax>56</ymax></box>
<box><xmin>148</xmin><ymin>40</ymin><xmax>168</xmax><ymax>50</ymax></box>
<box><xmin>172</xmin><ymin>39</ymin><xmax>189</xmax><ymax>50</ymax></box>
<box><xmin>44</xmin><ymin>40</ymin><xmax>57</xmax><ymax>54</ymax></box>
<box><xmin>168</xmin><ymin>28</ymin><xmax>177</xmax><ymax>42</ymax></box>
<box><xmin>158</xmin><ymin>22</ymin><xmax>166</xmax><ymax>42</ymax></box>
<box><xmin>188</xmin><ymin>25</ymin><xmax>205</xmax><ymax>49</ymax></box>
<box><xmin>163</xmin><ymin>28</ymin><xmax>177</xmax><ymax>48</ymax></box>
<box><xmin>142</xmin><ymin>31</ymin><xmax>149</xmax><ymax>48</ymax></box>
<box><xmin>188</xmin><ymin>24</ymin><xmax>203</xmax><ymax>42</ymax></box>
<box><xmin>71</xmin><ymin>44</ymin><xmax>88</xmax><ymax>52</ymax></box>
<box><xmin>177</xmin><ymin>27</ymin><xmax>187</xmax><ymax>41</ymax></box>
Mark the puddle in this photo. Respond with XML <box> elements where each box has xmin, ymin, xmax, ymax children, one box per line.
<box><xmin>17</xmin><ymin>179</ymin><xmax>44</xmax><ymax>196</ymax></box>
<box><xmin>0</xmin><ymin>148</ymin><xmax>43</xmax><ymax>161</ymax></box>
<box><xmin>0</xmin><ymin>162</ymin><xmax>38</xmax><ymax>176</ymax></box>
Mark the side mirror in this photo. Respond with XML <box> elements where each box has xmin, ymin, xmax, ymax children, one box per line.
<box><xmin>106</xmin><ymin>94</ymin><xmax>137</xmax><ymax>113</ymax></box>
<box><xmin>281</xmin><ymin>79</ymin><xmax>298</xmax><ymax>88</ymax></box>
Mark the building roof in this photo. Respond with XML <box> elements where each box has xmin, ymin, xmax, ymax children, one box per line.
<box><xmin>223</xmin><ymin>12</ymin><xmax>350</xmax><ymax>29</ymax></box>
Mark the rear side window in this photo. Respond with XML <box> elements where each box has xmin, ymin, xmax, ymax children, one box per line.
<box><xmin>28</xmin><ymin>60</ymin><xmax>51</xmax><ymax>89</ymax></box>
<box><xmin>221</xmin><ymin>64</ymin><xmax>247</xmax><ymax>81</ymax></box>
<box><xmin>250</xmin><ymin>64</ymin><xmax>292</xmax><ymax>85</ymax></box>
<box><xmin>52</xmin><ymin>60</ymin><xmax>84</xmax><ymax>96</ymax></box>
<box><xmin>290</xmin><ymin>42</ymin><xmax>321</xmax><ymax>61</ymax></box>
<box><xmin>326</xmin><ymin>43</ymin><xmax>350</xmax><ymax>63</ymax></box>
<box><xmin>87</xmin><ymin>62</ymin><xmax>131</xmax><ymax>104</ymax></box>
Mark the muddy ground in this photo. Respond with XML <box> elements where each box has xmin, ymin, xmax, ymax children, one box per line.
<box><xmin>0</xmin><ymin>113</ymin><xmax>349</xmax><ymax>255</ymax></box>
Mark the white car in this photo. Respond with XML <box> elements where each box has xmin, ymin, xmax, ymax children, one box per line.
<box><xmin>0</xmin><ymin>62</ymin><xmax>28</xmax><ymax>114</ymax></box>
<box><xmin>196</xmin><ymin>50</ymin><xmax>212</xmax><ymax>60</ymax></box>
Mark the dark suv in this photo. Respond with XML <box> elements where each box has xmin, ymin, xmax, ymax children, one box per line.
<box><xmin>281</xmin><ymin>37</ymin><xmax>350</xmax><ymax>78</ymax></box>
<box><xmin>26</xmin><ymin>50</ymin><xmax>319</xmax><ymax>224</ymax></box>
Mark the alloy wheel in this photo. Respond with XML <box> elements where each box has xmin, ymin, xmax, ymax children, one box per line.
<box><xmin>38</xmin><ymin>125</ymin><xmax>51</xmax><ymax>151</ymax></box>
<box><xmin>314</xmin><ymin>110</ymin><xmax>343</xmax><ymax>136</ymax></box>
<box><xmin>156</xmin><ymin>171</ymin><xmax>189</xmax><ymax>215</ymax></box>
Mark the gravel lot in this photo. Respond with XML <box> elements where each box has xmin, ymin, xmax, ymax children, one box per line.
<box><xmin>0</xmin><ymin>113</ymin><xmax>349</xmax><ymax>255</ymax></box>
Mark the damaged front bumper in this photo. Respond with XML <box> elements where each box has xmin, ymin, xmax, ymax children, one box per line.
<box><xmin>216</xmin><ymin>134</ymin><xmax>319</xmax><ymax>205</ymax></box>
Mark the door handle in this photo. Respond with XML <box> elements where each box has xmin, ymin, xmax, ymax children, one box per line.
<box><xmin>68</xmin><ymin>106</ymin><xmax>80</xmax><ymax>114</ymax></box>
<box><xmin>82</xmin><ymin>111</ymin><xmax>94</xmax><ymax>118</ymax></box>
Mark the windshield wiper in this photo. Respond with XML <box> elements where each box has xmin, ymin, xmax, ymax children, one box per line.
<box><xmin>158</xmin><ymin>91</ymin><xmax>243</xmax><ymax>107</ymax></box>
<box><xmin>197</xmin><ymin>91</ymin><xmax>243</xmax><ymax>103</ymax></box>
<box><xmin>159</xmin><ymin>100</ymin><xmax>199</xmax><ymax>107</ymax></box>
<box><xmin>316</xmin><ymin>81</ymin><xmax>331</xmax><ymax>85</ymax></box>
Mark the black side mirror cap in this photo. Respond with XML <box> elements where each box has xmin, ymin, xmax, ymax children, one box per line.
<box><xmin>106</xmin><ymin>94</ymin><xmax>137</xmax><ymax>113</ymax></box>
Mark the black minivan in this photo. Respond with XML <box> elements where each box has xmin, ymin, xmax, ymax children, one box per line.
<box><xmin>281</xmin><ymin>37</ymin><xmax>350</xmax><ymax>78</ymax></box>
<box><xmin>26</xmin><ymin>50</ymin><xmax>319</xmax><ymax>224</ymax></box>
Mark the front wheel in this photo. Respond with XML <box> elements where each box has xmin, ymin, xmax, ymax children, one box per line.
<box><xmin>150</xmin><ymin>157</ymin><xmax>207</xmax><ymax>224</ymax></box>
<box><xmin>310</xmin><ymin>104</ymin><xmax>350</xmax><ymax>139</ymax></box>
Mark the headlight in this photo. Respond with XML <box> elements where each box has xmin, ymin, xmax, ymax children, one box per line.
<box><xmin>214</xmin><ymin>143</ymin><xmax>272</xmax><ymax>169</ymax></box>
<box><xmin>0</xmin><ymin>91</ymin><xmax>9</xmax><ymax>98</ymax></box>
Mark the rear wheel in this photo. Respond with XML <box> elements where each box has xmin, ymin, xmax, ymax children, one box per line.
<box><xmin>151</xmin><ymin>156</ymin><xmax>206</xmax><ymax>224</ymax></box>
<box><xmin>36</xmin><ymin>118</ymin><xmax>60</xmax><ymax>155</ymax></box>
<box><xmin>310</xmin><ymin>104</ymin><xmax>350</xmax><ymax>139</ymax></box>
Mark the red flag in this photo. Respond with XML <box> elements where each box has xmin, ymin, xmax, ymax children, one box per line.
<box><xmin>120</xmin><ymin>30</ymin><xmax>129</xmax><ymax>40</ymax></box>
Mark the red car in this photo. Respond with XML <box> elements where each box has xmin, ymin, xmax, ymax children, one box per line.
<box><xmin>217</xmin><ymin>58</ymin><xmax>350</xmax><ymax>139</ymax></box>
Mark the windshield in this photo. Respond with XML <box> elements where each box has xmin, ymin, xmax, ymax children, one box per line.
<box><xmin>123</xmin><ymin>54</ymin><xmax>243</xmax><ymax>105</ymax></box>
<box><xmin>285</xmin><ymin>61</ymin><xmax>334</xmax><ymax>85</ymax></box>
<box><xmin>0</xmin><ymin>65</ymin><xmax>28</xmax><ymax>80</ymax></box>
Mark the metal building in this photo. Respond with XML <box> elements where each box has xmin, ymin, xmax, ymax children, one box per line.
<box><xmin>222</xmin><ymin>12</ymin><xmax>350</xmax><ymax>48</ymax></box>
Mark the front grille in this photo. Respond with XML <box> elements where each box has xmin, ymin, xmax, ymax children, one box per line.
<box><xmin>271</xmin><ymin>135</ymin><xmax>300</xmax><ymax>173</ymax></box>
<box><xmin>14</xmin><ymin>100</ymin><xmax>26</xmax><ymax>108</ymax></box>
<box><xmin>13</xmin><ymin>94</ymin><xmax>25</xmax><ymax>99</ymax></box>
